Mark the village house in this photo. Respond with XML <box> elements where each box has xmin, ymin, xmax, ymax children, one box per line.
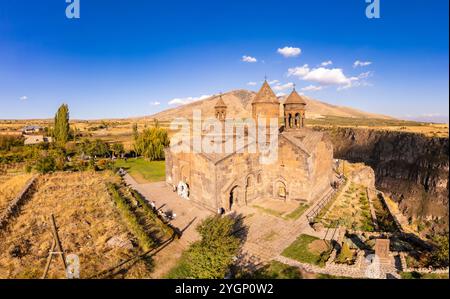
<box><xmin>21</xmin><ymin>125</ymin><xmax>43</xmax><ymax>135</ymax></box>
<box><xmin>24</xmin><ymin>135</ymin><xmax>53</xmax><ymax>145</ymax></box>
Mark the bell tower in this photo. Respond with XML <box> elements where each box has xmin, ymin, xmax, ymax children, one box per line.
<box><xmin>251</xmin><ymin>80</ymin><xmax>280</xmax><ymax>142</ymax></box>
<box><xmin>283</xmin><ymin>86</ymin><xmax>306</xmax><ymax>130</ymax></box>
<box><xmin>214</xmin><ymin>93</ymin><xmax>227</xmax><ymax>122</ymax></box>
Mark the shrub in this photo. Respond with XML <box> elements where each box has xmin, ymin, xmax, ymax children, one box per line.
<box><xmin>0</xmin><ymin>135</ymin><xmax>24</xmax><ymax>151</ymax></box>
<box><xmin>35</xmin><ymin>155</ymin><xmax>56</xmax><ymax>174</ymax></box>
<box><xmin>129</xmin><ymin>189</ymin><xmax>178</xmax><ymax>239</ymax></box>
<box><xmin>107</xmin><ymin>183</ymin><xmax>154</xmax><ymax>251</ymax></box>
<box><xmin>336</xmin><ymin>242</ymin><xmax>355</xmax><ymax>265</ymax></box>
<box><xmin>428</xmin><ymin>234</ymin><xmax>449</xmax><ymax>268</ymax></box>
<box><xmin>167</xmin><ymin>216</ymin><xmax>240</xmax><ymax>278</ymax></box>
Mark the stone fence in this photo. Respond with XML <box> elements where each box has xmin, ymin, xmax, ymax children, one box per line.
<box><xmin>275</xmin><ymin>254</ymin><xmax>369</xmax><ymax>278</ymax></box>
<box><xmin>398</xmin><ymin>252</ymin><xmax>449</xmax><ymax>274</ymax></box>
<box><xmin>0</xmin><ymin>174</ymin><xmax>38</xmax><ymax>230</ymax></box>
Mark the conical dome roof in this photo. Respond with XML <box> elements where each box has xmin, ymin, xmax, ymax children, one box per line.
<box><xmin>285</xmin><ymin>89</ymin><xmax>307</xmax><ymax>105</ymax></box>
<box><xmin>252</xmin><ymin>81</ymin><xmax>279</xmax><ymax>104</ymax></box>
<box><xmin>214</xmin><ymin>94</ymin><xmax>227</xmax><ymax>108</ymax></box>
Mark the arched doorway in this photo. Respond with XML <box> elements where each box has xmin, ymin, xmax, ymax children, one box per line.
<box><xmin>180</xmin><ymin>165</ymin><xmax>190</xmax><ymax>184</ymax></box>
<box><xmin>275</xmin><ymin>181</ymin><xmax>287</xmax><ymax>200</ymax></box>
<box><xmin>229</xmin><ymin>186</ymin><xmax>241</xmax><ymax>211</ymax></box>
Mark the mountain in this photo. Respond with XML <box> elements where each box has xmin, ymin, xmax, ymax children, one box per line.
<box><xmin>145</xmin><ymin>90</ymin><xmax>394</xmax><ymax>121</ymax></box>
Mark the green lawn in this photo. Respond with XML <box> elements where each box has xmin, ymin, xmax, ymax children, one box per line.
<box><xmin>253</xmin><ymin>203</ymin><xmax>309</xmax><ymax>221</ymax></box>
<box><xmin>284</xmin><ymin>203</ymin><xmax>309</xmax><ymax>220</ymax></box>
<box><xmin>250</xmin><ymin>261</ymin><xmax>302</xmax><ymax>279</ymax></box>
<box><xmin>252</xmin><ymin>205</ymin><xmax>285</xmax><ymax>218</ymax></box>
<box><xmin>114</xmin><ymin>158</ymin><xmax>165</xmax><ymax>183</ymax></box>
<box><xmin>281</xmin><ymin>234</ymin><xmax>331</xmax><ymax>267</ymax></box>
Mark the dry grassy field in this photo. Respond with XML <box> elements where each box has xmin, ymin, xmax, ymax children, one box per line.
<box><xmin>0</xmin><ymin>171</ymin><xmax>155</xmax><ymax>279</ymax></box>
<box><xmin>0</xmin><ymin>173</ymin><xmax>34</xmax><ymax>214</ymax></box>
<box><xmin>308</xmin><ymin>116</ymin><xmax>448</xmax><ymax>138</ymax></box>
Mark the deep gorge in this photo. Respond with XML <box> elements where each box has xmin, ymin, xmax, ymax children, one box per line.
<box><xmin>316</xmin><ymin>127</ymin><xmax>449</xmax><ymax>232</ymax></box>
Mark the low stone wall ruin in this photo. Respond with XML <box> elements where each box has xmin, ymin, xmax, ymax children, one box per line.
<box><xmin>0</xmin><ymin>175</ymin><xmax>38</xmax><ymax>230</ymax></box>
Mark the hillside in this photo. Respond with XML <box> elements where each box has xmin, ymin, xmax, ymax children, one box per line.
<box><xmin>146</xmin><ymin>90</ymin><xmax>394</xmax><ymax>121</ymax></box>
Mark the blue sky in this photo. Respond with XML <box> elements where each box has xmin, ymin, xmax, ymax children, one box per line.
<box><xmin>0</xmin><ymin>0</ymin><xmax>448</xmax><ymax>121</ymax></box>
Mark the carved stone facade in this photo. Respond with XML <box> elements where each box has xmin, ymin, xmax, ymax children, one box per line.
<box><xmin>165</xmin><ymin>81</ymin><xmax>335</xmax><ymax>212</ymax></box>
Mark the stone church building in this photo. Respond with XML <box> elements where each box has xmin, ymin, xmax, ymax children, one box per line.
<box><xmin>165</xmin><ymin>81</ymin><xmax>334</xmax><ymax>212</ymax></box>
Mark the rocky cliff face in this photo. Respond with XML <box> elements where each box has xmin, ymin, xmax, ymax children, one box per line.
<box><xmin>317</xmin><ymin>127</ymin><xmax>449</xmax><ymax>231</ymax></box>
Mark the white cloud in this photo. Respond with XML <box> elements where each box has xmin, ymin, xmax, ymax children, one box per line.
<box><xmin>303</xmin><ymin>68</ymin><xmax>351</xmax><ymax>85</ymax></box>
<box><xmin>247</xmin><ymin>81</ymin><xmax>257</xmax><ymax>86</ymax></box>
<box><xmin>168</xmin><ymin>94</ymin><xmax>211</xmax><ymax>106</ymax></box>
<box><xmin>19</xmin><ymin>96</ymin><xmax>28</xmax><ymax>101</ymax></box>
<box><xmin>288</xmin><ymin>65</ymin><xmax>372</xmax><ymax>90</ymax></box>
<box><xmin>150</xmin><ymin>101</ymin><xmax>160</xmax><ymax>106</ymax></box>
<box><xmin>268</xmin><ymin>79</ymin><xmax>279</xmax><ymax>85</ymax></box>
<box><xmin>358</xmin><ymin>71</ymin><xmax>372</xmax><ymax>79</ymax></box>
<box><xmin>242</xmin><ymin>55</ymin><xmax>257</xmax><ymax>63</ymax></box>
<box><xmin>301</xmin><ymin>85</ymin><xmax>323</xmax><ymax>92</ymax></box>
<box><xmin>277</xmin><ymin>46</ymin><xmax>301</xmax><ymax>58</ymax></box>
<box><xmin>337</xmin><ymin>72</ymin><xmax>373</xmax><ymax>90</ymax></box>
<box><xmin>287</xmin><ymin>64</ymin><xmax>310</xmax><ymax>78</ymax></box>
<box><xmin>276</xmin><ymin>92</ymin><xmax>287</xmax><ymax>97</ymax></box>
<box><xmin>353</xmin><ymin>60</ymin><xmax>372</xmax><ymax>68</ymax></box>
<box><xmin>320</xmin><ymin>60</ymin><xmax>333</xmax><ymax>66</ymax></box>
<box><xmin>272</xmin><ymin>82</ymin><xmax>294</xmax><ymax>92</ymax></box>
<box><xmin>289</xmin><ymin>66</ymin><xmax>350</xmax><ymax>85</ymax></box>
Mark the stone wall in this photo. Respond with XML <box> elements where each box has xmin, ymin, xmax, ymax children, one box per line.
<box><xmin>0</xmin><ymin>175</ymin><xmax>38</xmax><ymax>230</ymax></box>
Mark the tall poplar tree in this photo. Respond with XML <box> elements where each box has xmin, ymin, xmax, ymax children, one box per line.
<box><xmin>54</xmin><ymin>104</ymin><xmax>70</xmax><ymax>145</ymax></box>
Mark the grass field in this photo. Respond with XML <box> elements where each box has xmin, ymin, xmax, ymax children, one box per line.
<box><xmin>252</xmin><ymin>203</ymin><xmax>309</xmax><ymax>221</ymax></box>
<box><xmin>114</xmin><ymin>158</ymin><xmax>165</xmax><ymax>183</ymax></box>
<box><xmin>0</xmin><ymin>171</ymin><xmax>154</xmax><ymax>279</ymax></box>
<box><xmin>249</xmin><ymin>261</ymin><xmax>302</xmax><ymax>279</ymax></box>
<box><xmin>281</xmin><ymin>234</ymin><xmax>331</xmax><ymax>267</ymax></box>
<box><xmin>0</xmin><ymin>173</ymin><xmax>33</xmax><ymax>213</ymax></box>
<box><xmin>284</xmin><ymin>203</ymin><xmax>309</xmax><ymax>220</ymax></box>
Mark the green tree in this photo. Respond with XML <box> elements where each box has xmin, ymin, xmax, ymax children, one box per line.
<box><xmin>132</xmin><ymin>123</ymin><xmax>139</xmax><ymax>140</ymax></box>
<box><xmin>168</xmin><ymin>216</ymin><xmax>240</xmax><ymax>278</ymax></box>
<box><xmin>78</xmin><ymin>139</ymin><xmax>110</xmax><ymax>158</ymax></box>
<box><xmin>134</xmin><ymin>127</ymin><xmax>169</xmax><ymax>160</ymax></box>
<box><xmin>112</xmin><ymin>143</ymin><xmax>125</xmax><ymax>157</ymax></box>
<box><xmin>54</xmin><ymin>104</ymin><xmax>70</xmax><ymax>145</ymax></box>
<box><xmin>429</xmin><ymin>234</ymin><xmax>449</xmax><ymax>267</ymax></box>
